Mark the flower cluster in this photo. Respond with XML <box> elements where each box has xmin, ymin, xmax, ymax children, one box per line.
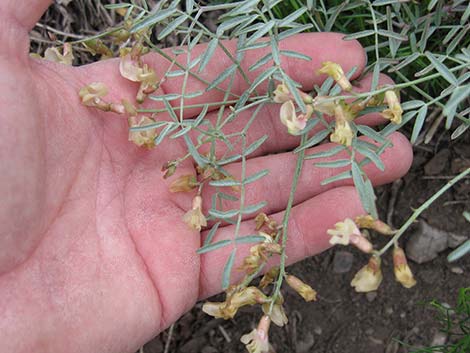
<box><xmin>272</xmin><ymin>62</ymin><xmax>404</xmax><ymax>147</ymax></box>
<box><xmin>327</xmin><ymin>216</ymin><xmax>416</xmax><ymax>292</ymax></box>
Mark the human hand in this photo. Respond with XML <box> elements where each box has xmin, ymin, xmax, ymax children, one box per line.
<box><xmin>0</xmin><ymin>1</ymin><xmax>412</xmax><ymax>352</ymax></box>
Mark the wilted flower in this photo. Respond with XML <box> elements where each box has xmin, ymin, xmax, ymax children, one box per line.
<box><xmin>44</xmin><ymin>43</ymin><xmax>74</xmax><ymax>65</ymax></box>
<box><xmin>318</xmin><ymin>61</ymin><xmax>352</xmax><ymax>92</ymax></box>
<box><xmin>240</xmin><ymin>316</ymin><xmax>272</xmax><ymax>353</ymax></box>
<box><xmin>381</xmin><ymin>90</ymin><xmax>403</xmax><ymax>124</ymax></box>
<box><xmin>182</xmin><ymin>195</ymin><xmax>207</xmax><ymax>231</ymax></box>
<box><xmin>120</xmin><ymin>54</ymin><xmax>143</xmax><ymax>82</ymax></box>
<box><xmin>79</xmin><ymin>82</ymin><xmax>108</xmax><ymax>106</ymax></box>
<box><xmin>355</xmin><ymin>215</ymin><xmax>396</xmax><ymax>235</ymax></box>
<box><xmin>285</xmin><ymin>274</ymin><xmax>317</xmax><ymax>302</ymax></box>
<box><xmin>169</xmin><ymin>175</ymin><xmax>197</xmax><ymax>193</ymax></box>
<box><xmin>279</xmin><ymin>100</ymin><xmax>310</xmax><ymax>135</ymax></box>
<box><xmin>327</xmin><ymin>218</ymin><xmax>361</xmax><ymax>245</ymax></box>
<box><xmin>128</xmin><ymin>116</ymin><xmax>158</xmax><ymax>148</ymax></box>
<box><xmin>351</xmin><ymin>256</ymin><xmax>383</xmax><ymax>293</ymax></box>
<box><xmin>83</xmin><ymin>38</ymin><xmax>113</xmax><ymax>58</ymax></box>
<box><xmin>393</xmin><ymin>246</ymin><xmax>417</xmax><ymax>288</ymax></box>
<box><xmin>259</xmin><ymin>266</ymin><xmax>279</xmax><ymax>289</ymax></box>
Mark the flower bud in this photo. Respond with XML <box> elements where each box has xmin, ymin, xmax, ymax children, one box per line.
<box><xmin>355</xmin><ymin>215</ymin><xmax>396</xmax><ymax>235</ymax></box>
<box><xmin>318</xmin><ymin>61</ymin><xmax>352</xmax><ymax>92</ymax></box>
<box><xmin>351</xmin><ymin>256</ymin><xmax>383</xmax><ymax>293</ymax></box>
<box><xmin>285</xmin><ymin>275</ymin><xmax>317</xmax><ymax>302</ymax></box>
<box><xmin>393</xmin><ymin>246</ymin><xmax>416</xmax><ymax>288</ymax></box>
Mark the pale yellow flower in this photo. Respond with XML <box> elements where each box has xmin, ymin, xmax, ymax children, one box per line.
<box><xmin>312</xmin><ymin>95</ymin><xmax>336</xmax><ymax>116</ymax></box>
<box><xmin>280</xmin><ymin>100</ymin><xmax>309</xmax><ymax>135</ymax></box>
<box><xmin>381</xmin><ymin>90</ymin><xmax>403</xmax><ymax>124</ymax></box>
<box><xmin>128</xmin><ymin>116</ymin><xmax>158</xmax><ymax>148</ymax></box>
<box><xmin>351</xmin><ymin>256</ymin><xmax>383</xmax><ymax>293</ymax></box>
<box><xmin>330</xmin><ymin>105</ymin><xmax>354</xmax><ymax>146</ymax></box>
<box><xmin>285</xmin><ymin>274</ymin><xmax>317</xmax><ymax>302</ymax></box>
<box><xmin>119</xmin><ymin>54</ymin><xmax>144</xmax><ymax>82</ymax></box>
<box><xmin>318</xmin><ymin>61</ymin><xmax>352</xmax><ymax>92</ymax></box>
<box><xmin>182</xmin><ymin>196</ymin><xmax>207</xmax><ymax>231</ymax></box>
<box><xmin>201</xmin><ymin>302</ymin><xmax>225</xmax><ymax>319</ymax></box>
<box><xmin>393</xmin><ymin>246</ymin><xmax>417</xmax><ymax>288</ymax></box>
<box><xmin>327</xmin><ymin>218</ymin><xmax>360</xmax><ymax>245</ymax></box>
<box><xmin>240</xmin><ymin>316</ymin><xmax>271</xmax><ymax>353</ymax></box>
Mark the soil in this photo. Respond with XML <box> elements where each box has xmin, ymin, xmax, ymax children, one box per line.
<box><xmin>34</xmin><ymin>2</ymin><xmax>470</xmax><ymax>353</ymax></box>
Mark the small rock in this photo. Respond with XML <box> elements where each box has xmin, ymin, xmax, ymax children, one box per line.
<box><xmin>448</xmin><ymin>233</ymin><xmax>469</xmax><ymax>249</ymax></box>
<box><xmin>314</xmin><ymin>326</ymin><xmax>323</xmax><ymax>335</ymax></box>
<box><xmin>400</xmin><ymin>312</ymin><xmax>406</xmax><ymax>319</ymax></box>
<box><xmin>332</xmin><ymin>251</ymin><xmax>354</xmax><ymax>274</ymax></box>
<box><xmin>366</xmin><ymin>292</ymin><xmax>377</xmax><ymax>302</ymax></box>
<box><xmin>424</xmin><ymin>149</ymin><xmax>450</xmax><ymax>175</ymax></box>
<box><xmin>406</xmin><ymin>221</ymin><xmax>449</xmax><ymax>264</ymax></box>
<box><xmin>295</xmin><ymin>333</ymin><xmax>315</xmax><ymax>353</ymax></box>
<box><xmin>365</xmin><ymin>328</ymin><xmax>374</xmax><ymax>335</ymax></box>
<box><xmin>451</xmin><ymin>266</ymin><xmax>464</xmax><ymax>274</ymax></box>
<box><xmin>430</xmin><ymin>331</ymin><xmax>447</xmax><ymax>346</ymax></box>
<box><xmin>385</xmin><ymin>307</ymin><xmax>394</xmax><ymax>315</ymax></box>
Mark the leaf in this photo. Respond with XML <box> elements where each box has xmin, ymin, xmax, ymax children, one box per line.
<box><xmin>451</xmin><ymin>123</ymin><xmax>470</xmax><ymax>140</ymax></box>
<box><xmin>381</xmin><ymin>110</ymin><xmax>418</xmax><ymax>137</ymax></box>
<box><xmin>377</xmin><ymin>29</ymin><xmax>408</xmax><ymax>41</ymax></box>
<box><xmin>224</xmin><ymin>0</ymin><xmax>260</xmax><ymax>17</ymax></box>
<box><xmin>244</xmin><ymin>135</ymin><xmax>268</xmax><ymax>156</ymax></box>
<box><xmin>278</xmin><ymin>24</ymin><xmax>314</xmax><ymax>41</ymax></box>
<box><xmin>204</xmin><ymin>222</ymin><xmax>221</xmax><ymax>245</ymax></box>
<box><xmin>294</xmin><ymin>129</ymin><xmax>330</xmax><ymax>153</ymax></box>
<box><xmin>198</xmin><ymin>38</ymin><xmax>218</xmax><ymax>73</ymax></box>
<box><xmin>352</xmin><ymin>162</ymin><xmax>377</xmax><ymax>218</ymax></box>
<box><xmin>246</xmin><ymin>20</ymin><xmax>275</xmax><ymax>45</ymax></box>
<box><xmin>321</xmin><ymin>170</ymin><xmax>352</xmax><ymax>185</ymax></box>
<box><xmin>425</xmin><ymin>52</ymin><xmax>458</xmax><ymax>86</ymax></box>
<box><xmin>444</xmin><ymin>84</ymin><xmax>470</xmax><ymax>129</ymax></box>
<box><xmin>277</xmin><ymin>7</ymin><xmax>308</xmax><ymax>27</ymax></box>
<box><xmin>235</xmin><ymin>235</ymin><xmax>267</xmax><ymax>244</ymax></box>
<box><xmin>343</xmin><ymin>30</ymin><xmax>375</xmax><ymax>40</ymax></box>
<box><xmin>402</xmin><ymin>100</ymin><xmax>425</xmax><ymax>110</ymax></box>
<box><xmin>410</xmin><ymin>105</ymin><xmax>428</xmax><ymax>144</ymax></box>
<box><xmin>197</xmin><ymin>239</ymin><xmax>231</xmax><ymax>254</ymax></box>
<box><xmin>388</xmin><ymin>52</ymin><xmax>421</xmax><ymax>73</ymax></box>
<box><xmin>448</xmin><ymin>240</ymin><xmax>470</xmax><ymax>263</ymax></box>
<box><xmin>206</xmin><ymin>64</ymin><xmax>237</xmax><ymax>91</ymax></box>
<box><xmin>155</xmin><ymin>124</ymin><xmax>178</xmax><ymax>144</ymax></box>
<box><xmin>244</xmin><ymin>169</ymin><xmax>269</xmax><ymax>184</ymax></box>
<box><xmin>209</xmin><ymin>208</ymin><xmax>239</xmax><ymax>219</ymax></box>
<box><xmin>183</xmin><ymin>134</ymin><xmax>207</xmax><ymax>167</ymax></box>
<box><xmin>209</xmin><ymin>179</ymin><xmax>240</xmax><ymax>187</ymax></box>
<box><xmin>157</xmin><ymin>14</ymin><xmax>188</xmax><ymax>40</ymax></box>
<box><xmin>249</xmin><ymin>53</ymin><xmax>273</xmax><ymax>71</ymax></box>
<box><xmin>242</xmin><ymin>201</ymin><xmax>267</xmax><ymax>215</ymax></box>
<box><xmin>314</xmin><ymin>159</ymin><xmax>351</xmax><ymax>168</ymax></box>
<box><xmin>130</xmin><ymin>7</ymin><xmax>177</xmax><ymax>33</ymax></box>
<box><xmin>279</xmin><ymin>50</ymin><xmax>312</xmax><ymax>61</ymax></box>
<box><xmin>304</xmin><ymin>145</ymin><xmax>345</xmax><ymax>160</ymax></box>
<box><xmin>248</xmin><ymin>67</ymin><xmax>277</xmax><ymax>93</ymax></box>
<box><xmin>356</xmin><ymin>125</ymin><xmax>388</xmax><ymax>144</ymax></box>
<box><xmin>355</xmin><ymin>144</ymin><xmax>385</xmax><ymax>171</ymax></box>
<box><xmin>222</xmin><ymin>248</ymin><xmax>236</xmax><ymax>290</ymax></box>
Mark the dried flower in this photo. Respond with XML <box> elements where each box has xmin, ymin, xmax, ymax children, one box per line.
<box><xmin>260</xmin><ymin>266</ymin><xmax>279</xmax><ymax>289</ymax></box>
<box><xmin>83</xmin><ymin>39</ymin><xmax>113</xmax><ymax>58</ymax></box>
<box><xmin>240</xmin><ymin>316</ymin><xmax>272</xmax><ymax>353</ymax></box>
<box><xmin>162</xmin><ymin>161</ymin><xmax>177</xmax><ymax>179</ymax></box>
<box><xmin>351</xmin><ymin>256</ymin><xmax>383</xmax><ymax>292</ymax></box>
<box><xmin>381</xmin><ymin>90</ymin><xmax>403</xmax><ymax>124</ymax></box>
<box><xmin>285</xmin><ymin>274</ymin><xmax>317</xmax><ymax>302</ymax></box>
<box><xmin>182</xmin><ymin>196</ymin><xmax>207</xmax><ymax>231</ymax></box>
<box><xmin>355</xmin><ymin>215</ymin><xmax>396</xmax><ymax>235</ymax></box>
<box><xmin>169</xmin><ymin>175</ymin><xmax>197</xmax><ymax>193</ymax></box>
<box><xmin>279</xmin><ymin>100</ymin><xmax>309</xmax><ymax>135</ymax></box>
<box><xmin>79</xmin><ymin>82</ymin><xmax>108</xmax><ymax>106</ymax></box>
<box><xmin>393</xmin><ymin>246</ymin><xmax>417</xmax><ymax>288</ymax></box>
<box><xmin>44</xmin><ymin>43</ymin><xmax>74</xmax><ymax>65</ymax></box>
<box><xmin>128</xmin><ymin>116</ymin><xmax>158</xmax><ymax>148</ymax></box>
<box><xmin>318</xmin><ymin>61</ymin><xmax>352</xmax><ymax>92</ymax></box>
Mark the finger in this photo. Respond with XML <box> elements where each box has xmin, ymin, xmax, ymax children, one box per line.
<box><xmin>194</xmin><ymin>72</ymin><xmax>394</xmax><ymax>159</ymax></box>
<box><xmin>156</xmin><ymin>32</ymin><xmax>366</xmax><ymax>118</ymax></box>
<box><xmin>201</xmin><ymin>132</ymin><xmax>412</xmax><ymax>219</ymax></box>
<box><xmin>198</xmin><ymin>185</ymin><xmax>365</xmax><ymax>299</ymax></box>
<box><xmin>1</xmin><ymin>0</ymin><xmax>52</xmax><ymax>56</ymax></box>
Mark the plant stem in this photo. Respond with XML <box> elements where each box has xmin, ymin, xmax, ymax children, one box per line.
<box><xmin>378</xmin><ymin>167</ymin><xmax>470</xmax><ymax>256</ymax></box>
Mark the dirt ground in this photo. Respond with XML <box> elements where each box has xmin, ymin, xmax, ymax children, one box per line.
<box><xmin>33</xmin><ymin>2</ymin><xmax>470</xmax><ymax>352</ymax></box>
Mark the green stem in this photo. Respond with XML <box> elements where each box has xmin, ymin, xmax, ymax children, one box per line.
<box><xmin>378</xmin><ymin>167</ymin><xmax>470</xmax><ymax>256</ymax></box>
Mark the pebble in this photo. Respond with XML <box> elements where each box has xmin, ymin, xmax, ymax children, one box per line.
<box><xmin>451</xmin><ymin>266</ymin><xmax>464</xmax><ymax>274</ymax></box>
<box><xmin>406</xmin><ymin>221</ymin><xmax>448</xmax><ymax>263</ymax></box>
<box><xmin>314</xmin><ymin>326</ymin><xmax>323</xmax><ymax>335</ymax></box>
<box><xmin>424</xmin><ymin>149</ymin><xmax>450</xmax><ymax>175</ymax></box>
<box><xmin>332</xmin><ymin>251</ymin><xmax>354</xmax><ymax>274</ymax></box>
<box><xmin>295</xmin><ymin>333</ymin><xmax>315</xmax><ymax>353</ymax></box>
<box><xmin>430</xmin><ymin>331</ymin><xmax>447</xmax><ymax>346</ymax></box>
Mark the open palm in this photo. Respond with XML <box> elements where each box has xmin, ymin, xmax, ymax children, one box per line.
<box><xmin>0</xmin><ymin>1</ymin><xmax>413</xmax><ymax>352</ymax></box>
